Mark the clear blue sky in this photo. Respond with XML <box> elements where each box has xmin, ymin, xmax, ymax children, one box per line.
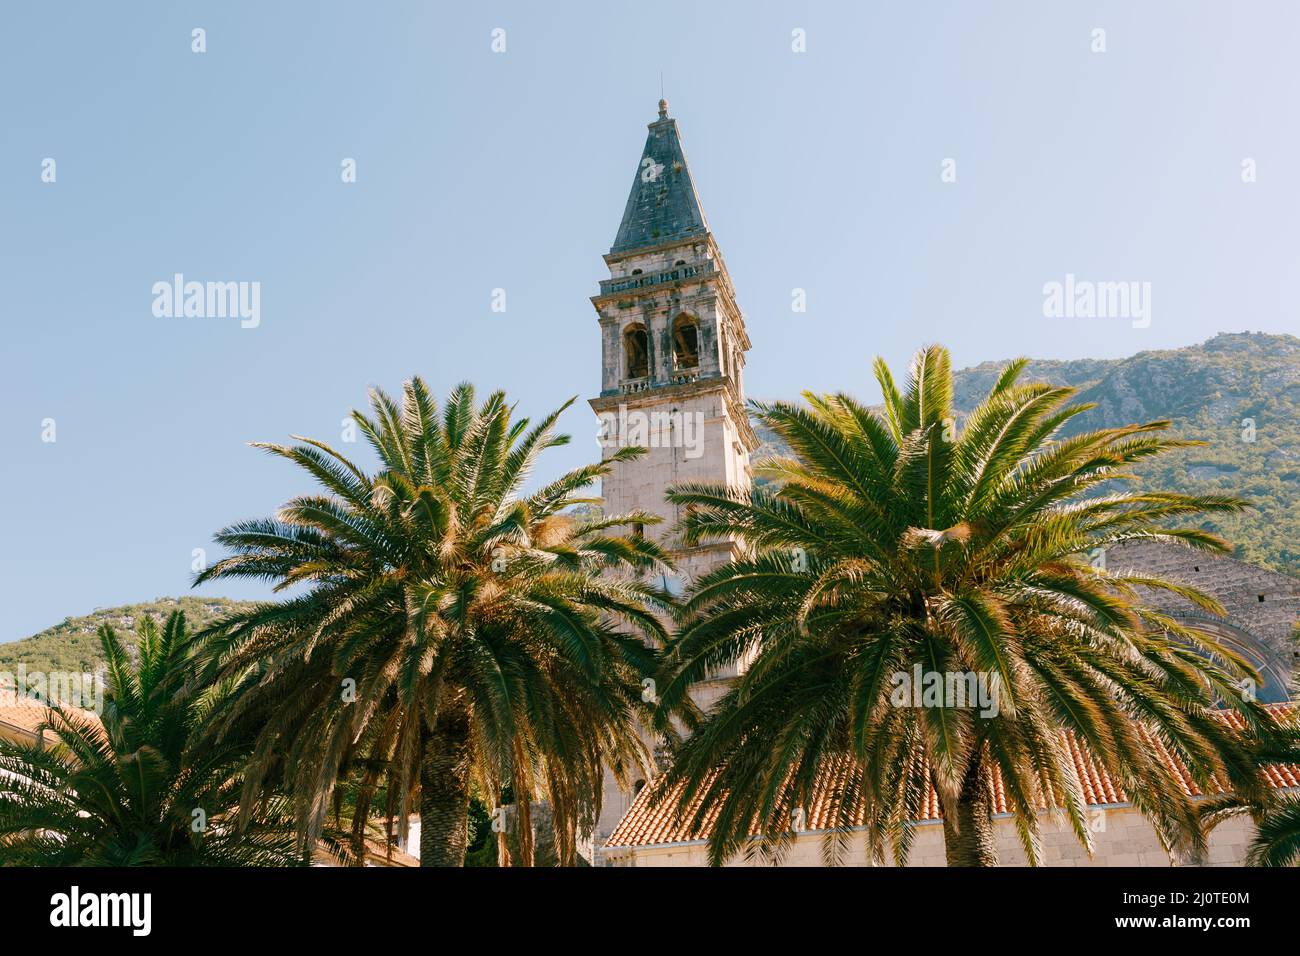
<box><xmin>2</xmin><ymin>1</ymin><xmax>1298</xmax><ymax>642</ymax></box>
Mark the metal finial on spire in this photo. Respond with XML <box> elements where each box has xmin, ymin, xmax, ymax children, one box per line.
<box><xmin>658</xmin><ymin>98</ymin><xmax>668</xmax><ymax>119</ymax></box>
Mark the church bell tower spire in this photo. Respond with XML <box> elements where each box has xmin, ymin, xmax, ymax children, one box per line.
<box><xmin>589</xmin><ymin>100</ymin><xmax>757</xmax><ymax>651</ymax></box>
<box><xmin>587</xmin><ymin>99</ymin><xmax>759</xmax><ymax>855</ymax></box>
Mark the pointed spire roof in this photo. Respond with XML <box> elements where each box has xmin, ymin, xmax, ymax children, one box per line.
<box><xmin>610</xmin><ymin>100</ymin><xmax>709</xmax><ymax>255</ymax></box>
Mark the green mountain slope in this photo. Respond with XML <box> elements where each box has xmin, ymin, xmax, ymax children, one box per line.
<box><xmin>0</xmin><ymin>597</ymin><xmax>258</xmax><ymax>675</ymax></box>
<box><xmin>756</xmin><ymin>332</ymin><xmax>1300</xmax><ymax>575</ymax></box>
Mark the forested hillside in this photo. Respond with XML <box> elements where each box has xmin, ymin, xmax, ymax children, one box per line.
<box><xmin>0</xmin><ymin>596</ymin><xmax>258</xmax><ymax>675</ymax></box>
<box><xmin>755</xmin><ymin>332</ymin><xmax>1299</xmax><ymax>575</ymax></box>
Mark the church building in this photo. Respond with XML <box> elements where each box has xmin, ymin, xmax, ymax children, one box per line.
<box><xmin>586</xmin><ymin>102</ymin><xmax>1300</xmax><ymax>867</ymax></box>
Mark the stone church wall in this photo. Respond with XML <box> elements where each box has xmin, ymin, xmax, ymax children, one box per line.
<box><xmin>1109</xmin><ymin>540</ymin><xmax>1299</xmax><ymax>697</ymax></box>
<box><xmin>604</xmin><ymin>805</ymin><xmax>1267</xmax><ymax>867</ymax></box>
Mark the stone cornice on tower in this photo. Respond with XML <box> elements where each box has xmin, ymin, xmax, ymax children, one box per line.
<box><xmin>595</xmin><ymin>234</ymin><xmax>751</xmax><ymax>348</ymax></box>
<box><xmin>589</xmin><ymin>377</ymin><xmax>758</xmax><ymax>459</ymax></box>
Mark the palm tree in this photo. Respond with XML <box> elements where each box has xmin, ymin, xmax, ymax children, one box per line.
<box><xmin>1243</xmin><ymin>798</ymin><xmax>1300</xmax><ymax>865</ymax></box>
<box><xmin>1199</xmin><ymin>721</ymin><xmax>1300</xmax><ymax>866</ymax></box>
<box><xmin>195</xmin><ymin>379</ymin><xmax>673</xmax><ymax>866</ymax></box>
<box><xmin>654</xmin><ymin>345</ymin><xmax>1281</xmax><ymax>866</ymax></box>
<box><xmin>0</xmin><ymin>613</ymin><xmax>300</xmax><ymax>866</ymax></box>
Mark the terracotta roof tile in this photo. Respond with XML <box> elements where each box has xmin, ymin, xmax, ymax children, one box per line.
<box><xmin>0</xmin><ymin>682</ymin><xmax>103</xmax><ymax>745</ymax></box>
<box><xmin>607</xmin><ymin>704</ymin><xmax>1300</xmax><ymax>849</ymax></box>
<box><xmin>0</xmin><ymin>690</ymin><xmax>56</xmax><ymax>743</ymax></box>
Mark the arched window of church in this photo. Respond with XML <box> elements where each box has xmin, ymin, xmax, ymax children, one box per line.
<box><xmin>672</xmin><ymin>314</ymin><xmax>699</xmax><ymax>370</ymax></box>
<box><xmin>624</xmin><ymin>324</ymin><xmax>649</xmax><ymax>379</ymax></box>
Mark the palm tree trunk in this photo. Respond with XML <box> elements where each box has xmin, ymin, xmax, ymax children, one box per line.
<box><xmin>419</xmin><ymin>702</ymin><xmax>472</xmax><ymax>867</ymax></box>
<box><xmin>941</xmin><ymin>745</ymin><xmax>999</xmax><ymax>867</ymax></box>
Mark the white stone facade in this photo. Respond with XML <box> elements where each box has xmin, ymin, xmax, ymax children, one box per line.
<box><xmin>604</xmin><ymin>805</ymin><xmax>1269</xmax><ymax>867</ymax></box>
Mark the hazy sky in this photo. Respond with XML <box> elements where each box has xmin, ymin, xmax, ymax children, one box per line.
<box><xmin>2</xmin><ymin>1</ymin><xmax>1298</xmax><ymax>641</ymax></box>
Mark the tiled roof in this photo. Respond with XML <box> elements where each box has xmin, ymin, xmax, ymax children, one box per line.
<box><xmin>0</xmin><ymin>683</ymin><xmax>103</xmax><ymax>745</ymax></box>
<box><xmin>607</xmin><ymin>705</ymin><xmax>1300</xmax><ymax>849</ymax></box>
<box><xmin>0</xmin><ymin>690</ymin><xmax>57</xmax><ymax>743</ymax></box>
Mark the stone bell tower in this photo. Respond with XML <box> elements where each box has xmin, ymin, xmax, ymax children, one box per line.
<box><xmin>589</xmin><ymin>98</ymin><xmax>757</xmax><ymax>582</ymax></box>
<box><xmin>589</xmin><ymin>100</ymin><xmax>758</xmax><ymax>848</ymax></box>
